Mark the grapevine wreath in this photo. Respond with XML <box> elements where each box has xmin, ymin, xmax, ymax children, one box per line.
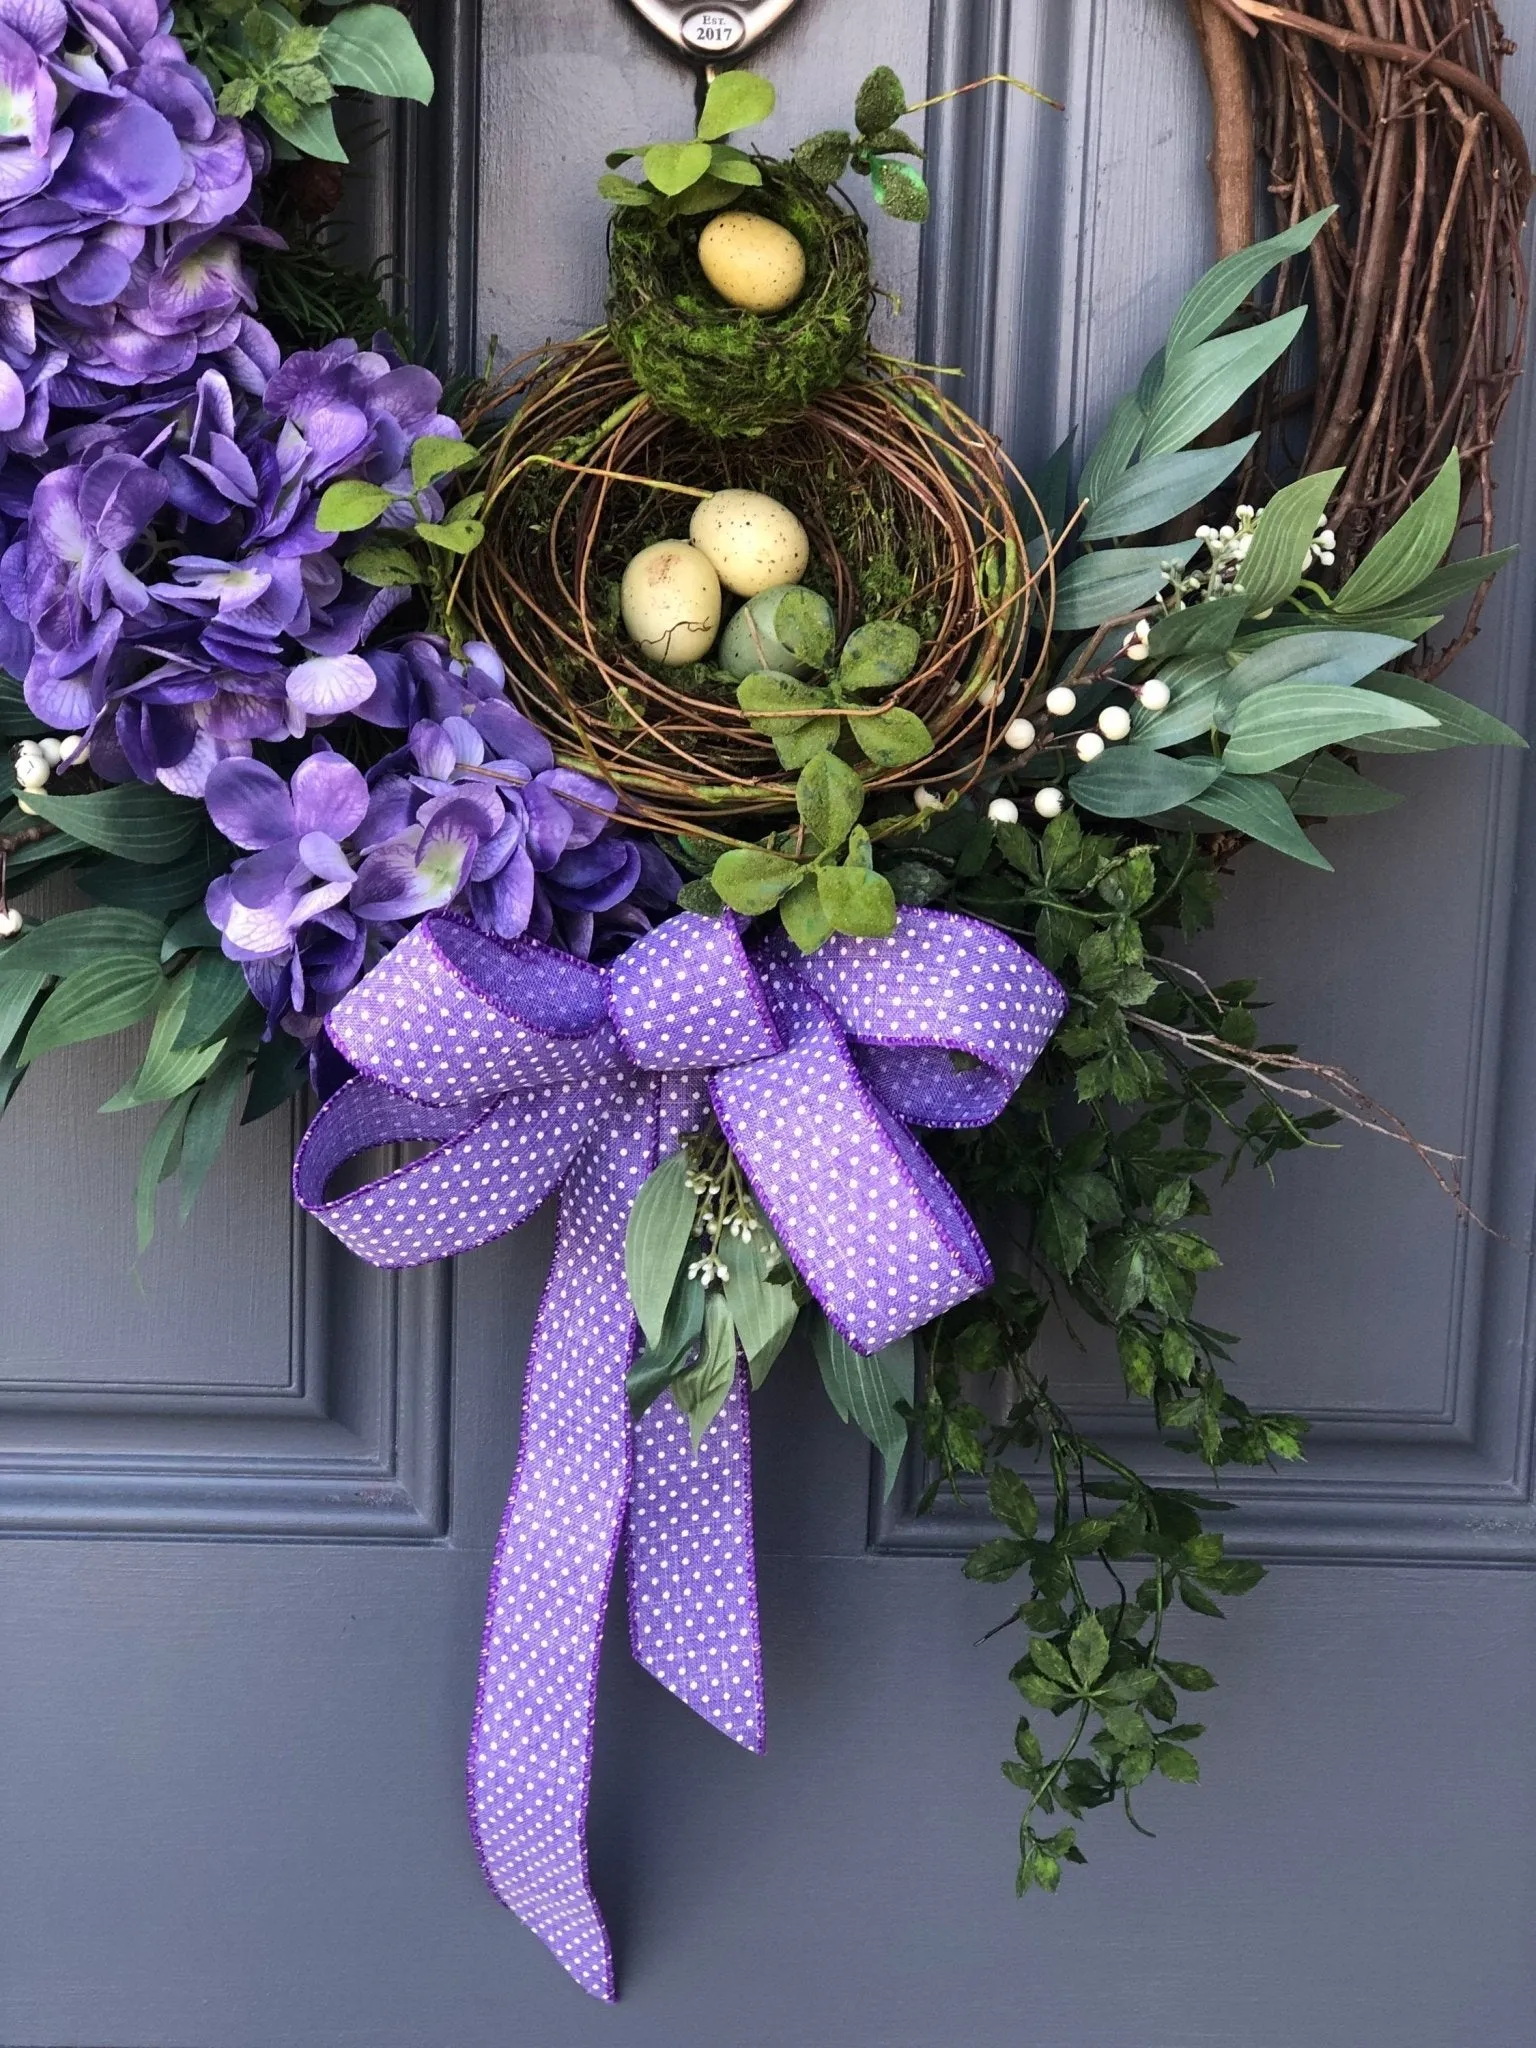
<box><xmin>0</xmin><ymin>1</ymin><xmax>1529</xmax><ymax>2003</ymax></box>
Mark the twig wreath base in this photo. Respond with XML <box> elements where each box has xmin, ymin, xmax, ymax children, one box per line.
<box><xmin>1188</xmin><ymin>0</ymin><xmax>1528</xmax><ymax>669</ymax></box>
<box><xmin>458</xmin><ymin>336</ymin><xmax>1045</xmax><ymax>838</ymax></box>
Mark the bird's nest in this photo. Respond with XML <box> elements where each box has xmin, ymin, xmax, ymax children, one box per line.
<box><xmin>605</xmin><ymin>160</ymin><xmax>875</xmax><ymax>440</ymax></box>
<box><xmin>455</xmin><ymin>336</ymin><xmax>1050</xmax><ymax>840</ymax></box>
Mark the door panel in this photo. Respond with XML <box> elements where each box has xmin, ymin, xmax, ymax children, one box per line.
<box><xmin>2</xmin><ymin>4</ymin><xmax>1534</xmax><ymax>2045</ymax></box>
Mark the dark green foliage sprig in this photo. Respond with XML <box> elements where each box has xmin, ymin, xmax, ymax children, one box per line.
<box><xmin>793</xmin><ymin>65</ymin><xmax>931</xmax><ymax>223</ymax></box>
<box><xmin>869</xmin><ymin>802</ymin><xmax>1325</xmax><ymax>1886</ymax></box>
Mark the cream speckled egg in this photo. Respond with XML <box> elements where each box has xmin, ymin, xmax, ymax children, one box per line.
<box><xmin>689</xmin><ymin>489</ymin><xmax>810</xmax><ymax>598</ymax></box>
<box><xmin>620</xmin><ymin>541</ymin><xmax>722</xmax><ymax>665</ymax></box>
<box><xmin>697</xmin><ymin>211</ymin><xmax>807</xmax><ymax>315</ymax></box>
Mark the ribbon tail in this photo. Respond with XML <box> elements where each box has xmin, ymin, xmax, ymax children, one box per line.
<box><xmin>465</xmin><ymin>1076</ymin><xmax>654</xmax><ymax>2004</ymax></box>
<box><xmin>628</xmin><ymin>1360</ymin><xmax>766</xmax><ymax>1753</ymax></box>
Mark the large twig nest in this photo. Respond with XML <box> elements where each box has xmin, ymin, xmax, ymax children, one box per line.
<box><xmin>456</xmin><ymin>337</ymin><xmax>1047</xmax><ymax>838</ymax></box>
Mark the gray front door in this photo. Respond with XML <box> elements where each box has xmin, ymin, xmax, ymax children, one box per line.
<box><xmin>4</xmin><ymin>4</ymin><xmax>1535</xmax><ymax>2044</ymax></box>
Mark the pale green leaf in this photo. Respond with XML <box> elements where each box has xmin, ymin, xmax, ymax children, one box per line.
<box><xmin>1234</xmin><ymin>467</ymin><xmax>1342</xmax><ymax>615</ymax></box>
<box><xmin>1050</xmin><ymin>543</ymin><xmax>1199</xmax><ymax>632</ymax></box>
<box><xmin>1068</xmin><ymin>746</ymin><xmax>1223</xmax><ymax>818</ymax></box>
<box><xmin>1183</xmin><ymin>772</ymin><xmax>1333</xmax><ymax>870</ymax></box>
<box><xmin>410</xmin><ymin>435</ymin><xmax>476</xmax><ymax>491</ymax></box>
<box><xmin>697</xmin><ymin>69</ymin><xmax>776</xmax><ymax>141</ymax></box>
<box><xmin>1164</xmin><ymin>207</ymin><xmax>1333</xmax><ymax>358</ymax></box>
<box><xmin>19</xmin><ymin>785</ymin><xmax>202</xmax><ymax>864</ymax></box>
<box><xmin>722</xmin><ymin>1233</ymin><xmax>799</xmax><ymax>1388</ymax></box>
<box><xmin>316</xmin><ymin>479</ymin><xmax>396</xmax><ymax>533</ymax></box>
<box><xmin>671</xmin><ymin>1289</ymin><xmax>738</xmax><ymax>1448</ymax></box>
<box><xmin>624</xmin><ymin>1151</ymin><xmax>700</xmax><ymax>1349</ymax></box>
<box><xmin>796</xmin><ymin>751</ymin><xmax>864</xmax><ymax>852</ymax></box>
<box><xmin>101</xmin><ymin>974</ymin><xmax>225</xmax><ymax>1110</ymax></box>
<box><xmin>1080</xmin><ymin>437</ymin><xmax>1256</xmax><ymax>541</ymax></box>
<box><xmin>1334</xmin><ymin>450</ymin><xmax>1462</xmax><ymax>613</ymax></box>
<box><xmin>1140</xmin><ymin>307</ymin><xmax>1308</xmax><ymax>457</ymax></box>
<box><xmin>319</xmin><ymin>5</ymin><xmax>435</xmax><ymax>101</ymax></box>
<box><xmin>22</xmin><ymin>957</ymin><xmax>164</xmax><ymax>1063</ymax></box>
<box><xmin>1221</xmin><ymin>682</ymin><xmax>1436</xmax><ymax>773</ymax></box>
<box><xmin>1350</xmin><ymin>675</ymin><xmax>1528</xmax><ymax>755</ymax></box>
<box><xmin>812</xmin><ymin>1317</ymin><xmax>913</xmax><ymax>1494</ymax></box>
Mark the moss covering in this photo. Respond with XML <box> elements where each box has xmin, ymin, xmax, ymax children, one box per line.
<box><xmin>606</xmin><ymin>162</ymin><xmax>874</xmax><ymax>439</ymax></box>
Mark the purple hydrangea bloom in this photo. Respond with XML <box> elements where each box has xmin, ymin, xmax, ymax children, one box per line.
<box><xmin>6</xmin><ymin>341</ymin><xmax>457</xmax><ymax>788</ymax></box>
<box><xmin>0</xmin><ymin>2</ymin><xmax>270</xmax><ymax>452</ymax></box>
<box><xmin>204</xmin><ymin>723</ymin><xmax>678</xmax><ymax>1036</ymax></box>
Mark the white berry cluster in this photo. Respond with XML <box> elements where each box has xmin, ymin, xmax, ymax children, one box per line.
<box><xmin>682</xmin><ymin>1149</ymin><xmax>766</xmax><ymax>1291</ymax></box>
<box><xmin>13</xmin><ymin>733</ymin><xmax>86</xmax><ymax>792</ymax></box>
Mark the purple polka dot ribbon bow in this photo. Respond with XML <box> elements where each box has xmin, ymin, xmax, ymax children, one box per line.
<box><xmin>292</xmin><ymin>905</ymin><xmax>1065</xmax><ymax>1999</ymax></box>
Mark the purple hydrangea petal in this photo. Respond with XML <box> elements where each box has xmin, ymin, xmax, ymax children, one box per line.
<box><xmin>286</xmin><ymin>652</ymin><xmax>375</xmax><ymax>718</ymax></box>
<box><xmin>289</xmin><ymin>746</ymin><xmax>368</xmax><ymax>840</ymax></box>
<box><xmin>204</xmin><ymin>755</ymin><xmax>295</xmax><ymax>849</ymax></box>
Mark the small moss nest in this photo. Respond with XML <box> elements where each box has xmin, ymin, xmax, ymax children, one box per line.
<box><xmin>605</xmin><ymin>162</ymin><xmax>874</xmax><ymax>440</ymax></box>
<box><xmin>457</xmin><ymin>338</ymin><xmax>1047</xmax><ymax>839</ymax></box>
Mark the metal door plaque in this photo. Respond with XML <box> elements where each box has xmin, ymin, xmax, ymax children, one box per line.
<box><xmin>622</xmin><ymin>0</ymin><xmax>803</xmax><ymax>61</ymax></box>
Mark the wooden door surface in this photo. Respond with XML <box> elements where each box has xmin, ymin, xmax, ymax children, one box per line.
<box><xmin>3</xmin><ymin>5</ymin><xmax>1535</xmax><ymax>2044</ymax></box>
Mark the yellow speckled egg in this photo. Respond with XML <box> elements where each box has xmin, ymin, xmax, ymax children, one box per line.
<box><xmin>689</xmin><ymin>489</ymin><xmax>810</xmax><ymax>598</ymax></box>
<box><xmin>620</xmin><ymin>540</ymin><xmax>722</xmax><ymax>665</ymax></box>
<box><xmin>697</xmin><ymin>211</ymin><xmax>807</xmax><ymax>315</ymax></box>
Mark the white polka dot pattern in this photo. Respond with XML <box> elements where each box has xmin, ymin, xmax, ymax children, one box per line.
<box><xmin>291</xmin><ymin>904</ymin><xmax>1065</xmax><ymax>2002</ymax></box>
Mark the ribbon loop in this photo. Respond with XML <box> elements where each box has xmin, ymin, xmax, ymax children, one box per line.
<box><xmin>293</xmin><ymin>904</ymin><xmax>1065</xmax><ymax>2001</ymax></box>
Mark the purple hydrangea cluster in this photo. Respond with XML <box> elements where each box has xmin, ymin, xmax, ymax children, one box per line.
<box><xmin>0</xmin><ymin>0</ymin><xmax>269</xmax><ymax>454</ymax></box>
<box><xmin>0</xmin><ymin>11</ymin><xmax>680</xmax><ymax>1036</ymax></box>
<box><xmin>2</xmin><ymin>335</ymin><xmax>457</xmax><ymax>788</ymax></box>
<box><xmin>202</xmin><ymin>640</ymin><xmax>680</xmax><ymax>1038</ymax></box>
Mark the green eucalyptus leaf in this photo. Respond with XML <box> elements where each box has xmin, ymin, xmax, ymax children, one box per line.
<box><xmin>624</xmin><ymin>1151</ymin><xmax>700</xmax><ymax>1349</ymax></box>
<box><xmin>316</xmin><ymin>478</ymin><xmax>396</xmax><ymax>533</ymax></box>
<box><xmin>1139</xmin><ymin>307</ymin><xmax>1308</xmax><ymax>457</ymax></box>
<box><xmin>173</xmin><ymin>951</ymin><xmax>256</xmax><ymax>1051</ymax></box>
<box><xmin>19</xmin><ymin>784</ymin><xmax>202</xmax><ymax>864</ymax></box>
<box><xmin>177</xmin><ymin>1048</ymin><xmax>250</xmax><ymax>1222</ymax></box>
<box><xmin>1333</xmin><ymin>449</ymin><xmax>1461</xmax><ymax>613</ymax></box>
<box><xmin>1068</xmin><ymin>746</ymin><xmax>1223</xmax><ymax>818</ymax></box>
<box><xmin>319</xmin><ymin>4</ymin><xmax>434</xmax><ymax>101</ymax></box>
<box><xmin>848</xmin><ymin>705</ymin><xmax>932</xmax><ymax>768</ymax></box>
<box><xmin>722</xmin><ymin>1232</ymin><xmax>799</xmax><ymax>1388</ymax></box>
<box><xmin>1164</xmin><ymin>207</ymin><xmax>1333</xmax><ymax>358</ymax></box>
<box><xmin>1234</xmin><ymin>467</ymin><xmax>1342</xmax><ymax>615</ymax></box>
<box><xmin>836</xmin><ymin>619</ymin><xmax>921</xmax><ymax>691</ymax></box>
<box><xmin>0</xmin><ymin>906</ymin><xmax>162</xmax><ymax>976</ymax></box>
<box><xmin>21</xmin><ymin>956</ymin><xmax>164</xmax><ymax>1063</ymax></box>
<box><xmin>796</xmin><ymin>750</ymin><xmax>864</xmax><ymax>851</ymax></box>
<box><xmin>1221</xmin><ymin>682</ymin><xmax>1437</xmax><ymax>773</ymax></box>
<box><xmin>1080</xmin><ymin>437</ymin><xmax>1256</xmax><ymax>541</ymax></box>
<box><xmin>135</xmin><ymin>1089</ymin><xmax>195</xmax><ymax>1255</ymax></box>
<box><xmin>813</xmin><ymin>1318</ymin><xmax>913</xmax><ymax>1494</ymax></box>
<box><xmin>101</xmin><ymin>973</ymin><xmax>226</xmax><ymax>1110</ymax></box>
<box><xmin>1183</xmin><ymin>772</ymin><xmax>1333</xmax><ymax>870</ymax></box>
<box><xmin>671</xmin><ymin>1289</ymin><xmax>738</xmax><ymax>1447</ymax></box>
<box><xmin>1269</xmin><ymin>753</ymin><xmax>1404</xmax><ymax>813</ymax></box>
<box><xmin>1131</xmin><ymin>654</ymin><xmax>1228</xmax><ymax>748</ymax></box>
<box><xmin>1213</xmin><ymin>631</ymin><xmax>1416</xmax><ymax>725</ymax></box>
<box><xmin>1349</xmin><ymin>675</ymin><xmax>1528</xmax><ymax>755</ymax></box>
<box><xmin>711</xmin><ymin>847</ymin><xmax>803</xmax><ymax>915</ymax></box>
<box><xmin>263</xmin><ymin>96</ymin><xmax>346</xmax><ymax>161</ymax></box>
<box><xmin>1076</xmin><ymin>394</ymin><xmax>1146</xmax><ymax>515</ymax></box>
<box><xmin>1051</xmin><ymin>543</ymin><xmax>1199</xmax><ymax>632</ymax></box>
<box><xmin>627</xmin><ymin>1270</ymin><xmax>707</xmax><ymax>1416</ymax></box>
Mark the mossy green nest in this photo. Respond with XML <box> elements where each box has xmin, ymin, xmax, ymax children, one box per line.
<box><xmin>605</xmin><ymin>162</ymin><xmax>873</xmax><ymax>439</ymax></box>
